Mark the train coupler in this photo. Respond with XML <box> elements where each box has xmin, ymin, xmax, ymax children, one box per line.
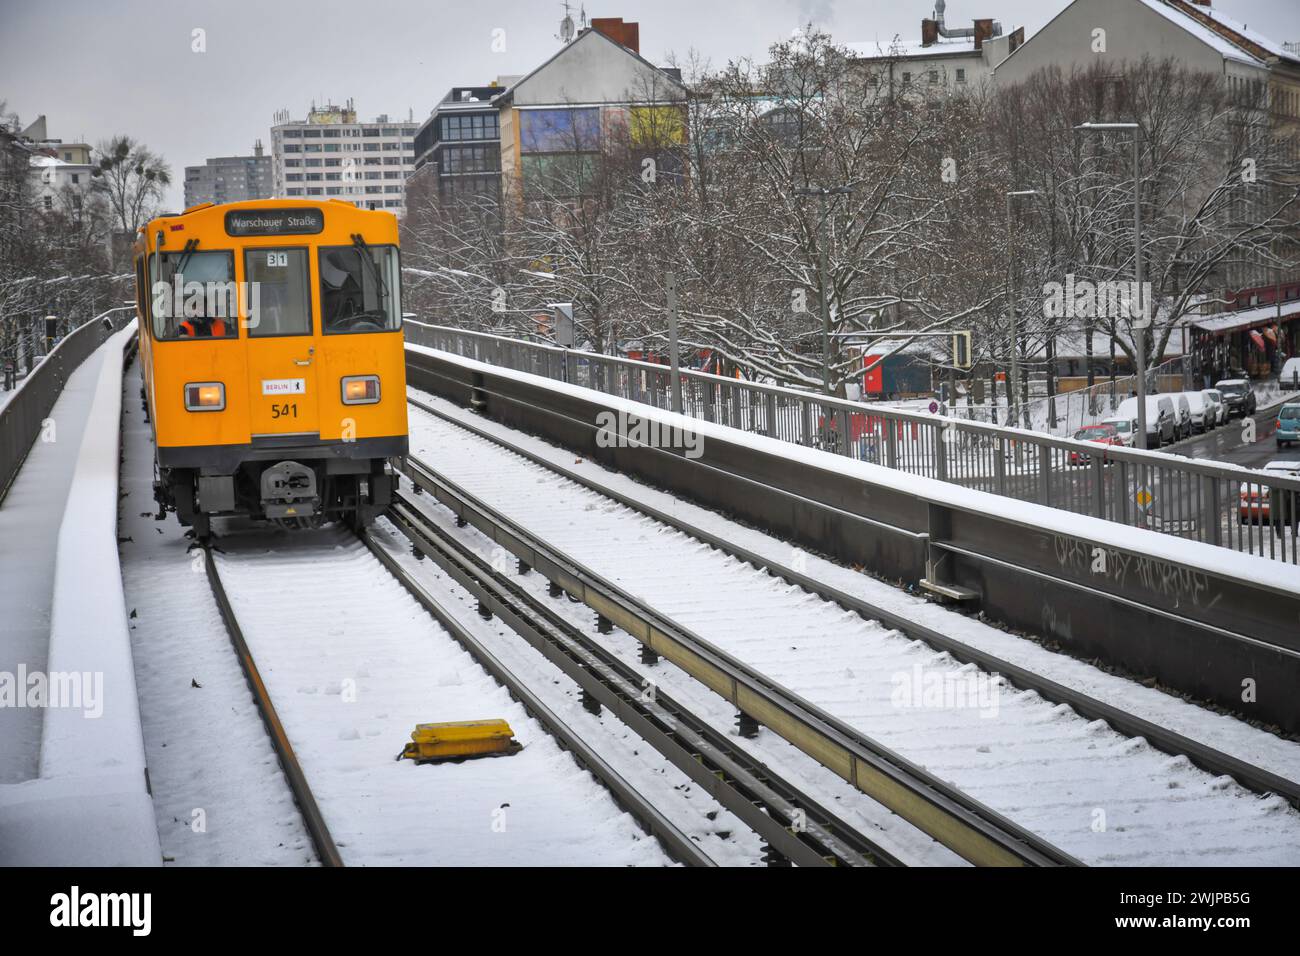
<box><xmin>398</xmin><ymin>719</ymin><xmax>522</xmax><ymax>763</ymax></box>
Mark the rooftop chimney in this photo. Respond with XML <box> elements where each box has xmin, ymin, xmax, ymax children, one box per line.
<box><xmin>253</xmin><ymin>139</ymin><xmax>264</xmax><ymax>158</ymax></box>
<box><xmin>591</xmin><ymin>17</ymin><xmax>640</xmax><ymax>54</ymax></box>
<box><xmin>921</xmin><ymin>18</ymin><xmax>939</xmax><ymax>47</ymax></box>
<box><xmin>973</xmin><ymin>18</ymin><xmax>994</xmax><ymax>50</ymax></box>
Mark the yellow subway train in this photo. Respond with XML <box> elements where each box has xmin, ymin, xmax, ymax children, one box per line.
<box><xmin>133</xmin><ymin>198</ymin><xmax>408</xmax><ymax>535</ymax></box>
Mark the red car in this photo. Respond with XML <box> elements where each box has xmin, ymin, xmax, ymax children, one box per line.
<box><xmin>1069</xmin><ymin>424</ymin><xmax>1124</xmax><ymax>465</ymax></box>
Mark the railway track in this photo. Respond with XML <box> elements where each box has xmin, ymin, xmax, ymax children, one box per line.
<box><xmin>375</xmin><ymin>492</ymin><xmax>905</xmax><ymax>867</ymax></box>
<box><xmin>203</xmin><ymin>530</ymin><xmax>696</xmax><ymax>867</ymax></box>
<box><xmin>407</xmin><ymin>393</ymin><xmax>1300</xmax><ymax>809</ymax></box>
<box><xmin>203</xmin><ymin>544</ymin><xmax>343</xmax><ymax>867</ymax></box>
<box><xmin>391</xmin><ymin>452</ymin><xmax>1079</xmax><ymax>867</ymax></box>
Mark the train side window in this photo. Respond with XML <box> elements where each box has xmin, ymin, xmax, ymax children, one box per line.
<box><xmin>318</xmin><ymin>245</ymin><xmax>402</xmax><ymax>334</ymax></box>
<box><xmin>245</xmin><ymin>248</ymin><xmax>312</xmax><ymax>337</ymax></box>
<box><xmin>151</xmin><ymin>250</ymin><xmax>237</xmax><ymax>340</ymax></box>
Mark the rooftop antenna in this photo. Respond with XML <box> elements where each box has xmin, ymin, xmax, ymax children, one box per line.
<box><xmin>558</xmin><ymin>1</ymin><xmax>575</xmax><ymax>43</ymax></box>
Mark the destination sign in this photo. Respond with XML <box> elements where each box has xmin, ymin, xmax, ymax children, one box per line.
<box><xmin>225</xmin><ymin>208</ymin><xmax>324</xmax><ymax>237</ymax></box>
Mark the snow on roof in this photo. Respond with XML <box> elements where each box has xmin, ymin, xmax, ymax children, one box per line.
<box><xmin>1183</xmin><ymin>300</ymin><xmax>1300</xmax><ymax>334</ymax></box>
<box><xmin>1137</xmin><ymin>0</ymin><xmax>1265</xmax><ymax>67</ymax></box>
<box><xmin>845</xmin><ymin>37</ymin><xmax>978</xmax><ymax>60</ymax></box>
<box><xmin>1176</xmin><ymin>1</ymin><xmax>1300</xmax><ymax>65</ymax></box>
<box><xmin>29</xmin><ymin>154</ymin><xmax>69</xmax><ymax>167</ymax></box>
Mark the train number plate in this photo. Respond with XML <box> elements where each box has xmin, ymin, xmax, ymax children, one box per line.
<box><xmin>262</xmin><ymin>378</ymin><xmax>306</xmax><ymax>395</ymax></box>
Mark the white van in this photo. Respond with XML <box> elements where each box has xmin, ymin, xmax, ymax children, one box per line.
<box><xmin>1116</xmin><ymin>395</ymin><xmax>1176</xmax><ymax>446</ymax></box>
<box><xmin>1202</xmin><ymin>389</ymin><xmax>1225</xmax><ymax>428</ymax></box>
<box><xmin>1172</xmin><ymin>394</ymin><xmax>1193</xmax><ymax>439</ymax></box>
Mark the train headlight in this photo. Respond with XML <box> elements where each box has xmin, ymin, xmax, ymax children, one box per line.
<box><xmin>184</xmin><ymin>382</ymin><xmax>225</xmax><ymax>411</ymax></box>
<box><xmin>341</xmin><ymin>375</ymin><xmax>380</xmax><ymax>405</ymax></box>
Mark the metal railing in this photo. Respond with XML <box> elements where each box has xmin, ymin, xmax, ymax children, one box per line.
<box><xmin>0</xmin><ymin>307</ymin><xmax>136</xmax><ymax>504</ymax></box>
<box><xmin>405</xmin><ymin>322</ymin><xmax>1300</xmax><ymax>565</ymax></box>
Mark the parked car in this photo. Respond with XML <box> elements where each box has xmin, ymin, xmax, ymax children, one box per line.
<box><xmin>1277</xmin><ymin>402</ymin><xmax>1300</xmax><ymax>449</ymax></box>
<box><xmin>1281</xmin><ymin>357</ymin><xmax>1300</xmax><ymax>390</ymax></box>
<box><xmin>1101</xmin><ymin>415</ymin><xmax>1139</xmax><ymax>447</ymax></box>
<box><xmin>1181</xmin><ymin>391</ymin><xmax>1214</xmax><ymax>433</ymax></box>
<box><xmin>1202</xmin><ymin>389</ymin><xmax>1225</xmax><ymax>428</ymax></box>
<box><xmin>1069</xmin><ymin>423</ymin><xmax>1125</xmax><ymax>465</ymax></box>
<box><xmin>1171</xmin><ymin>393</ymin><xmax>1193</xmax><ymax>439</ymax></box>
<box><xmin>1116</xmin><ymin>395</ymin><xmax>1176</xmax><ymax>447</ymax></box>
<box><xmin>1239</xmin><ymin>459</ymin><xmax>1300</xmax><ymax>523</ymax></box>
<box><xmin>1215</xmin><ymin>379</ymin><xmax>1257</xmax><ymax>418</ymax></box>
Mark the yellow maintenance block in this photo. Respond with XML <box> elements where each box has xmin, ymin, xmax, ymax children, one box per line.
<box><xmin>399</xmin><ymin>719</ymin><xmax>522</xmax><ymax>763</ymax></box>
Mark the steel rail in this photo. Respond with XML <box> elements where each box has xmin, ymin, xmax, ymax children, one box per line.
<box><xmin>360</xmin><ymin>524</ymin><xmax>717</xmax><ymax>868</ymax></box>
<box><xmin>394</xmin><ymin>450</ymin><xmax>1080</xmax><ymax>867</ymax></box>
<box><xmin>406</xmin><ymin>395</ymin><xmax>1300</xmax><ymax>807</ymax></box>
<box><xmin>379</xmin><ymin>498</ymin><xmax>898</xmax><ymax>867</ymax></box>
<box><xmin>202</xmin><ymin>544</ymin><xmax>344</xmax><ymax>867</ymax></box>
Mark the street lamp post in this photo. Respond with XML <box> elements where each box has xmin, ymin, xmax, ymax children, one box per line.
<box><xmin>1005</xmin><ymin>189</ymin><xmax>1037</xmax><ymax>428</ymax></box>
<box><xmin>1075</xmin><ymin>121</ymin><xmax>1147</xmax><ymax>450</ymax></box>
<box><xmin>796</xmin><ymin>185</ymin><xmax>853</xmax><ymax>395</ymax></box>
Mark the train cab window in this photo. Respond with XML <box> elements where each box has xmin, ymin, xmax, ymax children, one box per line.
<box><xmin>150</xmin><ymin>249</ymin><xmax>237</xmax><ymax>340</ymax></box>
<box><xmin>318</xmin><ymin>245</ymin><xmax>402</xmax><ymax>334</ymax></box>
<box><xmin>245</xmin><ymin>248</ymin><xmax>312</xmax><ymax>337</ymax></box>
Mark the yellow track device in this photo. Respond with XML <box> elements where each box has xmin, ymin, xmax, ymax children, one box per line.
<box><xmin>398</xmin><ymin>719</ymin><xmax>522</xmax><ymax>763</ymax></box>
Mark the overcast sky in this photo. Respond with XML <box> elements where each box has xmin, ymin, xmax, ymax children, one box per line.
<box><xmin>3</xmin><ymin>0</ymin><xmax>1299</xmax><ymax>210</ymax></box>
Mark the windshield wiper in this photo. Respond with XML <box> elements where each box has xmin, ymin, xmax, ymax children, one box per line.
<box><xmin>351</xmin><ymin>233</ymin><xmax>389</xmax><ymax>306</ymax></box>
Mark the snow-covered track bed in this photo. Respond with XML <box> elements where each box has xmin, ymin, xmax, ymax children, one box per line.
<box><xmin>407</xmin><ymin>396</ymin><xmax>1300</xmax><ymax>807</ymax></box>
<box><xmin>379</xmin><ymin>487</ymin><xmax>903</xmax><ymax>867</ymax></box>
<box><xmin>395</xmin><ymin>454</ymin><xmax>1076</xmax><ymax>867</ymax></box>
<box><xmin>404</xmin><ymin>399</ymin><xmax>1300</xmax><ymax>866</ymax></box>
<box><xmin>205</xmin><ymin>524</ymin><xmax>675</xmax><ymax>866</ymax></box>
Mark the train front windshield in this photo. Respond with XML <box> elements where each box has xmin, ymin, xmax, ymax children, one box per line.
<box><xmin>318</xmin><ymin>245</ymin><xmax>402</xmax><ymax>334</ymax></box>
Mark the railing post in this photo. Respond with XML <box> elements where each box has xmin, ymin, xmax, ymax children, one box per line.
<box><xmin>886</xmin><ymin>419</ymin><xmax>898</xmax><ymax>469</ymax></box>
<box><xmin>837</xmin><ymin>408</ymin><xmax>851</xmax><ymax>456</ymax></box>
<box><xmin>994</xmin><ymin>437</ymin><xmax>1007</xmax><ymax>495</ymax></box>
<box><xmin>1203</xmin><ymin>474</ymin><xmax>1222</xmax><ymax>547</ymax></box>
<box><xmin>1038</xmin><ymin>443</ymin><xmax>1052</xmax><ymax>506</ymax></box>
<box><xmin>800</xmin><ymin>400</ymin><xmax>813</xmax><ymax>445</ymax></box>
<box><xmin>1091</xmin><ymin>456</ymin><xmax>1105</xmax><ymax>518</ymax></box>
<box><xmin>934</xmin><ymin>423</ymin><xmax>948</xmax><ymax>480</ymax></box>
<box><xmin>703</xmin><ymin>380</ymin><xmax>716</xmax><ymax>423</ymax></box>
<box><xmin>766</xmin><ymin>392</ymin><xmax>778</xmax><ymax>438</ymax></box>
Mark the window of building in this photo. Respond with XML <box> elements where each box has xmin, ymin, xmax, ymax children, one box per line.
<box><xmin>365</xmin><ymin>172</ymin><xmax>382</xmax><ymax>180</ymax></box>
<box><xmin>364</xmin><ymin>157</ymin><xmax>382</xmax><ymax>165</ymax></box>
<box><xmin>284</xmin><ymin>144</ymin><xmax>301</xmax><ymax>153</ymax></box>
<box><xmin>306</xmin><ymin>187</ymin><xmax>323</xmax><ymax>195</ymax></box>
<box><xmin>383</xmin><ymin>157</ymin><xmax>401</xmax><ymax>165</ymax></box>
<box><xmin>384</xmin><ymin>200</ymin><xmax>401</xmax><ymax>208</ymax></box>
<box><xmin>384</xmin><ymin>185</ymin><xmax>401</xmax><ymax>193</ymax></box>
<box><xmin>364</xmin><ymin>143</ymin><xmax>380</xmax><ymax>151</ymax></box>
<box><xmin>286</xmin><ymin>173</ymin><xmax>303</xmax><ymax>181</ymax></box>
<box><xmin>928</xmin><ymin>70</ymin><xmax>939</xmax><ymax>84</ymax></box>
<box><xmin>323</xmin><ymin>129</ymin><xmax>340</xmax><ymax>137</ymax></box>
<box><xmin>325</xmin><ymin>173</ymin><xmax>341</xmax><ymax>181</ymax></box>
<box><xmin>956</xmin><ymin>68</ymin><xmax>966</xmax><ymax>83</ymax></box>
<box><xmin>43</xmin><ymin>195</ymin><xmax>53</xmax><ymax>210</ymax></box>
<box><xmin>325</xmin><ymin>158</ymin><xmax>341</xmax><ymax>167</ymax></box>
<box><xmin>304</xmin><ymin>145</ymin><xmax>322</xmax><ymax>153</ymax></box>
<box><xmin>324</xmin><ymin>144</ymin><xmax>340</xmax><ymax>152</ymax></box>
<box><xmin>283</xmin><ymin>129</ymin><xmax>302</xmax><ymax>138</ymax></box>
<box><xmin>302</xmin><ymin>129</ymin><xmax>321</xmax><ymax>138</ymax></box>
<box><xmin>520</xmin><ymin>108</ymin><xmax>599</xmax><ymax>152</ymax></box>
<box><xmin>287</xmin><ymin>187</ymin><xmax>304</xmax><ymax>195</ymax></box>
<box><xmin>365</xmin><ymin>186</ymin><xmax>383</xmax><ymax>194</ymax></box>
<box><xmin>306</xmin><ymin>173</ymin><xmax>322</xmax><ymax>181</ymax></box>
<box><xmin>381</xmin><ymin>127</ymin><xmax>399</xmax><ymax>136</ymax></box>
<box><xmin>902</xmin><ymin>72</ymin><xmax>911</xmax><ymax>84</ymax></box>
<box><xmin>363</xmin><ymin>128</ymin><xmax>381</xmax><ymax>137</ymax></box>
<box><xmin>70</xmin><ymin>173</ymin><xmax>79</xmax><ymax>184</ymax></box>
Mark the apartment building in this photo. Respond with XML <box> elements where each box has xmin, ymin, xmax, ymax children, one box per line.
<box><xmin>183</xmin><ymin>141</ymin><xmax>273</xmax><ymax>208</ymax></box>
<box><xmin>270</xmin><ymin>100</ymin><xmax>418</xmax><ymax>214</ymax></box>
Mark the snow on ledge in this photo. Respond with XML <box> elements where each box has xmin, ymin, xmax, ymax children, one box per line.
<box><xmin>0</xmin><ymin>324</ymin><xmax>160</xmax><ymax>866</ymax></box>
<box><xmin>411</xmin><ymin>343</ymin><xmax>1300</xmax><ymax>596</ymax></box>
